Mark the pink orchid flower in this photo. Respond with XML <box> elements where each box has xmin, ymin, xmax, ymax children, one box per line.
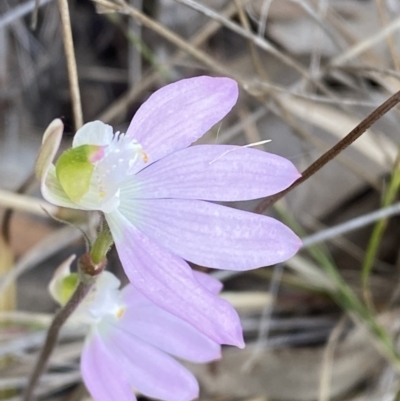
<box><xmin>38</xmin><ymin>76</ymin><xmax>301</xmax><ymax>348</ymax></box>
<box><xmin>50</xmin><ymin>264</ymin><xmax>222</xmax><ymax>401</ymax></box>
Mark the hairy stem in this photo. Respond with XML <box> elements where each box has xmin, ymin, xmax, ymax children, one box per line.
<box><xmin>90</xmin><ymin>220</ymin><xmax>114</xmax><ymax>265</ymax></box>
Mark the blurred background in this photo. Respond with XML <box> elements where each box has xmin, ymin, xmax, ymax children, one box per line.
<box><xmin>1</xmin><ymin>0</ymin><xmax>400</xmax><ymax>400</ymax></box>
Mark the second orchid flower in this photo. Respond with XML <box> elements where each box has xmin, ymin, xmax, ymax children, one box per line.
<box><xmin>50</xmin><ymin>262</ymin><xmax>224</xmax><ymax>401</ymax></box>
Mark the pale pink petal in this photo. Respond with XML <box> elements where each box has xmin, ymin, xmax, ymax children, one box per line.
<box><xmin>118</xmin><ymin>198</ymin><xmax>302</xmax><ymax>270</ymax></box>
<box><xmin>193</xmin><ymin>270</ymin><xmax>223</xmax><ymax>294</ymax></box>
<box><xmin>101</xmin><ymin>319</ymin><xmax>199</xmax><ymax>401</ymax></box>
<box><xmin>126</xmin><ymin>76</ymin><xmax>238</xmax><ymax>172</ymax></box>
<box><xmin>120</xmin><ymin>285</ymin><xmax>221</xmax><ymax>362</ymax></box>
<box><xmin>81</xmin><ymin>329</ymin><xmax>136</xmax><ymax>401</ymax></box>
<box><xmin>126</xmin><ymin>145</ymin><xmax>300</xmax><ymax>201</ymax></box>
<box><xmin>106</xmin><ymin>211</ymin><xmax>244</xmax><ymax>347</ymax></box>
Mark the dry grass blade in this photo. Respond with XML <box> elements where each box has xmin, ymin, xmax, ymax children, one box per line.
<box><xmin>170</xmin><ymin>0</ymin><xmax>329</xmax><ymax>90</ymax></box>
<box><xmin>97</xmin><ymin>0</ymin><xmax>246</xmax><ymax>123</ymax></box>
<box><xmin>0</xmin><ymin>226</ymin><xmax>82</xmax><ymax>296</ymax></box>
<box><xmin>0</xmin><ymin>234</ymin><xmax>15</xmax><ymax>311</ymax></box>
<box><xmin>319</xmin><ymin>317</ymin><xmax>347</xmax><ymax>401</ymax></box>
<box><xmin>57</xmin><ymin>0</ymin><xmax>82</xmax><ymax>130</ymax></box>
<box><xmin>220</xmin><ymin>291</ymin><xmax>271</xmax><ymax>313</ymax></box>
<box><xmin>0</xmin><ymin>190</ymin><xmax>58</xmax><ymax>217</ymax></box>
<box><xmin>0</xmin><ymin>0</ymin><xmax>55</xmax><ymax>30</ymax></box>
<box><xmin>302</xmin><ymin>202</ymin><xmax>400</xmax><ymax>247</ymax></box>
<box><xmin>188</xmin><ymin>317</ymin><xmax>384</xmax><ymax>401</ymax></box>
<box><xmin>332</xmin><ymin>15</ymin><xmax>400</xmax><ymax>66</ymax></box>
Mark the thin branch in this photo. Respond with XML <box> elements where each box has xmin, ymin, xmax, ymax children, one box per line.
<box><xmin>253</xmin><ymin>89</ymin><xmax>400</xmax><ymax>213</ymax></box>
<box><xmin>58</xmin><ymin>0</ymin><xmax>83</xmax><ymax>130</ymax></box>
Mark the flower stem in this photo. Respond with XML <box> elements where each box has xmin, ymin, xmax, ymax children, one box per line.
<box><xmin>253</xmin><ymin>89</ymin><xmax>400</xmax><ymax>214</ymax></box>
<box><xmin>90</xmin><ymin>221</ymin><xmax>114</xmax><ymax>265</ymax></box>
<box><xmin>23</xmin><ymin>277</ymin><xmax>95</xmax><ymax>401</ymax></box>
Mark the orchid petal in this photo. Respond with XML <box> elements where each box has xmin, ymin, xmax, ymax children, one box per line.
<box><xmin>72</xmin><ymin>121</ymin><xmax>114</xmax><ymax>148</ymax></box>
<box><xmin>44</xmin><ymin>164</ymin><xmax>124</xmax><ymax>212</ymax></box>
<box><xmin>36</xmin><ymin>119</ymin><xmax>63</xmax><ymax>180</ymax></box>
<box><xmin>102</xmin><ymin>319</ymin><xmax>199</xmax><ymax>401</ymax></box>
<box><xmin>128</xmin><ymin>145</ymin><xmax>300</xmax><ymax>201</ymax></box>
<box><xmin>106</xmin><ymin>210</ymin><xmax>244</xmax><ymax>347</ymax></box>
<box><xmin>43</xmin><ymin>165</ymin><xmax>110</xmax><ymax>211</ymax></box>
<box><xmin>119</xmin><ymin>198</ymin><xmax>302</xmax><ymax>270</ymax></box>
<box><xmin>39</xmin><ymin>120</ymin><xmax>116</xmax><ymax>211</ymax></box>
<box><xmin>81</xmin><ymin>329</ymin><xmax>136</xmax><ymax>401</ymax></box>
<box><xmin>36</xmin><ymin>120</ymin><xmax>79</xmax><ymax>209</ymax></box>
<box><xmin>193</xmin><ymin>270</ymin><xmax>223</xmax><ymax>294</ymax></box>
<box><xmin>120</xmin><ymin>285</ymin><xmax>221</xmax><ymax>362</ymax></box>
<box><xmin>126</xmin><ymin>76</ymin><xmax>238</xmax><ymax>172</ymax></box>
<box><xmin>42</xmin><ymin>165</ymin><xmax>81</xmax><ymax>208</ymax></box>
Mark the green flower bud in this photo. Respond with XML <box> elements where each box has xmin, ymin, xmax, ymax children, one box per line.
<box><xmin>59</xmin><ymin>273</ymin><xmax>79</xmax><ymax>305</ymax></box>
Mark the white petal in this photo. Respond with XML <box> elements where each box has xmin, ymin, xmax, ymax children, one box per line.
<box><xmin>73</xmin><ymin>121</ymin><xmax>114</xmax><ymax>148</ymax></box>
